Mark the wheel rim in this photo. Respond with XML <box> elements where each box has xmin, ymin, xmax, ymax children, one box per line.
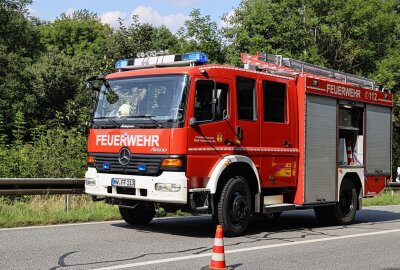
<box><xmin>229</xmin><ymin>191</ymin><xmax>249</xmax><ymax>225</ymax></box>
<box><xmin>339</xmin><ymin>188</ymin><xmax>354</xmax><ymax>217</ymax></box>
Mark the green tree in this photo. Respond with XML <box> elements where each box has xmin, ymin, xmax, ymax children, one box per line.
<box><xmin>222</xmin><ymin>0</ymin><xmax>317</xmax><ymax>65</ymax></box>
<box><xmin>222</xmin><ymin>0</ymin><xmax>400</xmax><ymax>74</ymax></box>
<box><xmin>309</xmin><ymin>0</ymin><xmax>399</xmax><ymax>74</ymax></box>
<box><xmin>112</xmin><ymin>15</ymin><xmax>179</xmax><ymax>60</ymax></box>
<box><xmin>40</xmin><ymin>9</ymin><xmax>112</xmax><ymax>57</ymax></box>
<box><xmin>12</xmin><ymin>111</ymin><xmax>25</xmax><ymax>145</ymax></box>
<box><xmin>0</xmin><ymin>114</ymin><xmax>8</xmax><ymax>146</ymax></box>
<box><xmin>0</xmin><ymin>0</ymin><xmax>44</xmax><ymax>137</ymax></box>
<box><xmin>25</xmin><ymin>50</ymin><xmax>94</xmax><ymax>130</ymax></box>
<box><xmin>177</xmin><ymin>9</ymin><xmax>224</xmax><ymax>63</ymax></box>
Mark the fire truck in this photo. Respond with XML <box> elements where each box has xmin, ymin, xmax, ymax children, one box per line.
<box><xmin>85</xmin><ymin>51</ymin><xmax>392</xmax><ymax>236</ymax></box>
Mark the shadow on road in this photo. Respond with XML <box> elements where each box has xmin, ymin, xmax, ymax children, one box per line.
<box><xmin>49</xmin><ymin>207</ymin><xmax>400</xmax><ymax>270</ymax></box>
<box><xmin>110</xmin><ymin>206</ymin><xmax>400</xmax><ymax>238</ymax></box>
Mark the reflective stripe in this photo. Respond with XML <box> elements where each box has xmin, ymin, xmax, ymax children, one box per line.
<box><xmin>213</xmin><ymin>238</ymin><xmax>223</xmax><ymax>246</ymax></box>
<box><xmin>211</xmin><ymin>252</ymin><xmax>225</xmax><ymax>261</ymax></box>
<box><xmin>188</xmin><ymin>147</ymin><xmax>299</xmax><ymax>153</ymax></box>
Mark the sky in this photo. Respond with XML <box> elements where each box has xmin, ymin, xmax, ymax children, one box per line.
<box><xmin>28</xmin><ymin>0</ymin><xmax>241</xmax><ymax>33</ymax></box>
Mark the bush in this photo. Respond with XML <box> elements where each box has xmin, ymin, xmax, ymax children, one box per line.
<box><xmin>0</xmin><ymin>128</ymin><xmax>86</xmax><ymax>178</ymax></box>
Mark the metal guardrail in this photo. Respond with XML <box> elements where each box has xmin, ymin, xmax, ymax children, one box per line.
<box><xmin>0</xmin><ymin>178</ymin><xmax>85</xmax><ymax>195</ymax></box>
<box><xmin>388</xmin><ymin>182</ymin><xmax>400</xmax><ymax>191</ymax></box>
<box><xmin>0</xmin><ymin>178</ymin><xmax>398</xmax><ymax>195</ymax></box>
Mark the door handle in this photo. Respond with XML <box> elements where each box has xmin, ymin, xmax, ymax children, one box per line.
<box><xmin>236</xmin><ymin>126</ymin><xmax>243</xmax><ymax>140</ymax></box>
<box><xmin>283</xmin><ymin>141</ymin><xmax>292</xmax><ymax>148</ymax></box>
<box><xmin>223</xmin><ymin>139</ymin><xmax>234</xmax><ymax>146</ymax></box>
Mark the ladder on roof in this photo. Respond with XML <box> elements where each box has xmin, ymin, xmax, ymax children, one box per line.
<box><xmin>241</xmin><ymin>52</ymin><xmax>376</xmax><ymax>90</ymax></box>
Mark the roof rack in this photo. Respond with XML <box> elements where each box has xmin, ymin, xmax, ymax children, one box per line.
<box><xmin>242</xmin><ymin>52</ymin><xmax>376</xmax><ymax>90</ymax></box>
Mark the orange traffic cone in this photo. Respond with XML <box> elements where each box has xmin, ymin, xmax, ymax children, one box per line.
<box><xmin>209</xmin><ymin>225</ymin><xmax>229</xmax><ymax>270</ymax></box>
<box><xmin>346</xmin><ymin>140</ymin><xmax>353</xmax><ymax>165</ymax></box>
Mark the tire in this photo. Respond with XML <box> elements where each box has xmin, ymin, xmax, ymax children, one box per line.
<box><xmin>119</xmin><ymin>202</ymin><xmax>156</xmax><ymax>225</ymax></box>
<box><xmin>314</xmin><ymin>179</ymin><xmax>357</xmax><ymax>225</ymax></box>
<box><xmin>217</xmin><ymin>176</ymin><xmax>251</xmax><ymax>236</ymax></box>
<box><xmin>336</xmin><ymin>180</ymin><xmax>358</xmax><ymax>224</ymax></box>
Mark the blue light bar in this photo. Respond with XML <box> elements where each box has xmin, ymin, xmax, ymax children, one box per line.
<box><xmin>182</xmin><ymin>52</ymin><xmax>208</xmax><ymax>64</ymax></box>
<box><xmin>114</xmin><ymin>51</ymin><xmax>209</xmax><ymax>70</ymax></box>
<box><xmin>115</xmin><ymin>59</ymin><xmax>129</xmax><ymax>69</ymax></box>
<box><xmin>137</xmin><ymin>164</ymin><xmax>147</xmax><ymax>172</ymax></box>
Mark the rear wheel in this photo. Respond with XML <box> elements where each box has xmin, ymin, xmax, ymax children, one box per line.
<box><xmin>314</xmin><ymin>179</ymin><xmax>357</xmax><ymax>225</ymax></box>
<box><xmin>217</xmin><ymin>176</ymin><xmax>251</xmax><ymax>236</ymax></box>
<box><xmin>119</xmin><ymin>202</ymin><xmax>156</xmax><ymax>225</ymax></box>
<box><xmin>337</xmin><ymin>180</ymin><xmax>357</xmax><ymax>224</ymax></box>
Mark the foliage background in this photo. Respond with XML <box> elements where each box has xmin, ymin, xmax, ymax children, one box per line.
<box><xmin>1</xmin><ymin>0</ymin><xmax>400</xmax><ymax>178</ymax></box>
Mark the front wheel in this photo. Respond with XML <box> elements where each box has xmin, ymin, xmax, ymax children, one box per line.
<box><xmin>217</xmin><ymin>176</ymin><xmax>251</xmax><ymax>236</ymax></box>
<box><xmin>119</xmin><ymin>202</ymin><xmax>156</xmax><ymax>225</ymax></box>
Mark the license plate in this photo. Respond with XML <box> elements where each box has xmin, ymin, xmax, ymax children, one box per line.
<box><xmin>111</xmin><ymin>178</ymin><xmax>135</xmax><ymax>188</ymax></box>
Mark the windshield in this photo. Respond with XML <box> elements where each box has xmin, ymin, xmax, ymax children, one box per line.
<box><xmin>93</xmin><ymin>75</ymin><xmax>188</xmax><ymax>126</ymax></box>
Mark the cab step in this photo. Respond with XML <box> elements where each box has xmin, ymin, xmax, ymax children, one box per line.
<box><xmin>264</xmin><ymin>203</ymin><xmax>295</xmax><ymax>214</ymax></box>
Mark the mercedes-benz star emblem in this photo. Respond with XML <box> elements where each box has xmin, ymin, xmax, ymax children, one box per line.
<box><xmin>118</xmin><ymin>148</ymin><xmax>131</xmax><ymax>166</ymax></box>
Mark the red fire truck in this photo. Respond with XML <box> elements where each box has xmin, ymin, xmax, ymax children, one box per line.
<box><xmin>85</xmin><ymin>51</ymin><xmax>392</xmax><ymax>236</ymax></box>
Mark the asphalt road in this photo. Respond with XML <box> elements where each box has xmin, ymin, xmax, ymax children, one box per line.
<box><xmin>1</xmin><ymin>205</ymin><xmax>400</xmax><ymax>270</ymax></box>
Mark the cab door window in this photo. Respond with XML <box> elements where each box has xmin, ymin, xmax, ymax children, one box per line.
<box><xmin>237</xmin><ymin>77</ymin><xmax>257</xmax><ymax>121</ymax></box>
<box><xmin>194</xmin><ymin>80</ymin><xmax>229</xmax><ymax>123</ymax></box>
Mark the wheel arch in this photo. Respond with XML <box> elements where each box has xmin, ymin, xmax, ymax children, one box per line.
<box><xmin>206</xmin><ymin>155</ymin><xmax>261</xmax><ymax>196</ymax></box>
<box><xmin>341</xmin><ymin>172</ymin><xmax>362</xmax><ymax>198</ymax></box>
<box><xmin>341</xmin><ymin>172</ymin><xmax>363</xmax><ymax>210</ymax></box>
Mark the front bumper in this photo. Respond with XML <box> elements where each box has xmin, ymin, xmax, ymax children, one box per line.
<box><xmin>85</xmin><ymin>168</ymin><xmax>188</xmax><ymax>204</ymax></box>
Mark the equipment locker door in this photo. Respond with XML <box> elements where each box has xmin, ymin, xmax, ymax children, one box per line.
<box><xmin>304</xmin><ymin>95</ymin><xmax>337</xmax><ymax>203</ymax></box>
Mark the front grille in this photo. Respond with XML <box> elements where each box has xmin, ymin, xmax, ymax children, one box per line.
<box><xmin>91</xmin><ymin>153</ymin><xmax>166</xmax><ymax>176</ymax></box>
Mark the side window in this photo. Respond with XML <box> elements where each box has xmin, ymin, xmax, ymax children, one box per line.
<box><xmin>194</xmin><ymin>80</ymin><xmax>214</xmax><ymax>121</ymax></box>
<box><xmin>215</xmin><ymin>82</ymin><xmax>229</xmax><ymax>121</ymax></box>
<box><xmin>263</xmin><ymin>80</ymin><xmax>286</xmax><ymax>123</ymax></box>
<box><xmin>237</xmin><ymin>77</ymin><xmax>257</xmax><ymax>120</ymax></box>
<box><xmin>194</xmin><ymin>80</ymin><xmax>229</xmax><ymax>122</ymax></box>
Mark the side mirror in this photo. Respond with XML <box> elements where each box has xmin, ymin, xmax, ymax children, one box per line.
<box><xmin>84</xmin><ymin>74</ymin><xmax>105</xmax><ymax>90</ymax></box>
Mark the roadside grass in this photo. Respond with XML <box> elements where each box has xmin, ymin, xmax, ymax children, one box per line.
<box><xmin>1</xmin><ymin>190</ymin><xmax>399</xmax><ymax>228</ymax></box>
<box><xmin>0</xmin><ymin>195</ymin><xmax>191</xmax><ymax>228</ymax></box>
<box><xmin>363</xmin><ymin>190</ymin><xmax>400</xmax><ymax>206</ymax></box>
<box><xmin>0</xmin><ymin>195</ymin><xmax>121</xmax><ymax>228</ymax></box>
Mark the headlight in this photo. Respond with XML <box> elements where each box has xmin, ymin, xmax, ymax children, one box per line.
<box><xmin>85</xmin><ymin>178</ymin><xmax>96</xmax><ymax>186</ymax></box>
<box><xmin>155</xmin><ymin>183</ymin><xmax>181</xmax><ymax>192</ymax></box>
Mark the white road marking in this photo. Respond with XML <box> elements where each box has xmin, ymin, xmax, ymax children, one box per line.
<box><xmin>0</xmin><ymin>215</ymin><xmax>204</xmax><ymax>232</ymax></box>
<box><xmin>0</xmin><ymin>220</ymin><xmax>122</xmax><ymax>232</ymax></box>
<box><xmin>92</xmin><ymin>228</ymin><xmax>400</xmax><ymax>270</ymax></box>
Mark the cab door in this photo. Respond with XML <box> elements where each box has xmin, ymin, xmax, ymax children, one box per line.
<box><xmin>186</xmin><ymin>77</ymin><xmax>236</xmax><ymax>188</ymax></box>
<box><xmin>234</xmin><ymin>76</ymin><xmax>260</xmax><ymax>168</ymax></box>
<box><xmin>259</xmin><ymin>79</ymin><xmax>298</xmax><ymax>188</ymax></box>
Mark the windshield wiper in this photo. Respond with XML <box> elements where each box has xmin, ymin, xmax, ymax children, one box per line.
<box><xmin>124</xmin><ymin>115</ymin><xmax>164</xmax><ymax>128</ymax></box>
<box><xmin>93</xmin><ymin>117</ymin><xmax>121</xmax><ymax>128</ymax></box>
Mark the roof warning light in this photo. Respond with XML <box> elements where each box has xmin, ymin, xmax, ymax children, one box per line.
<box><xmin>115</xmin><ymin>52</ymin><xmax>208</xmax><ymax>70</ymax></box>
